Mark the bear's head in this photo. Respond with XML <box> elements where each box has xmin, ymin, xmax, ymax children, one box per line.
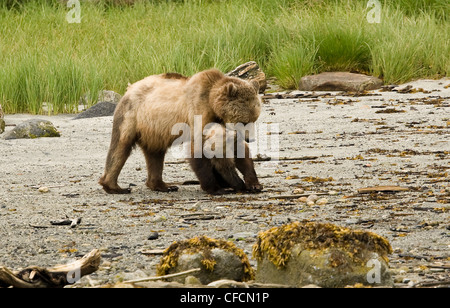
<box><xmin>209</xmin><ymin>77</ymin><xmax>261</xmax><ymax>125</ymax></box>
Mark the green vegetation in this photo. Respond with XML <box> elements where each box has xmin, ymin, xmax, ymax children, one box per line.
<box><xmin>0</xmin><ymin>0</ymin><xmax>448</xmax><ymax>114</ymax></box>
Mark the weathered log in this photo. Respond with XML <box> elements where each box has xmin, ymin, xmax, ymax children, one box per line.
<box><xmin>0</xmin><ymin>249</ymin><xmax>101</xmax><ymax>288</ymax></box>
<box><xmin>358</xmin><ymin>186</ymin><xmax>410</xmax><ymax>194</ymax></box>
<box><xmin>226</xmin><ymin>61</ymin><xmax>267</xmax><ymax>93</ymax></box>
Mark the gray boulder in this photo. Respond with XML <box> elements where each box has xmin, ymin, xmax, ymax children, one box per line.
<box><xmin>75</xmin><ymin>90</ymin><xmax>122</xmax><ymax>120</ymax></box>
<box><xmin>298</xmin><ymin>72</ymin><xmax>383</xmax><ymax>92</ymax></box>
<box><xmin>4</xmin><ymin>119</ymin><xmax>60</xmax><ymax>140</ymax></box>
<box><xmin>253</xmin><ymin>221</ymin><xmax>393</xmax><ymax>287</ymax></box>
<box><xmin>74</xmin><ymin>101</ymin><xmax>117</xmax><ymax>120</ymax></box>
<box><xmin>97</xmin><ymin>90</ymin><xmax>122</xmax><ymax>104</ymax></box>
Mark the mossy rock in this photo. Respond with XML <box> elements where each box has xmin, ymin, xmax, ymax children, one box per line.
<box><xmin>0</xmin><ymin>104</ymin><xmax>4</xmax><ymax>134</ymax></box>
<box><xmin>0</xmin><ymin>119</ymin><xmax>5</xmax><ymax>134</ymax></box>
<box><xmin>4</xmin><ymin>119</ymin><xmax>60</xmax><ymax>140</ymax></box>
<box><xmin>157</xmin><ymin>236</ymin><xmax>254</xmax><ymax>284</ymax></box>
<box><xmin>253</xmin><ymin>221</ymin><xmax>393</xmax><ymax>287</ymax></box>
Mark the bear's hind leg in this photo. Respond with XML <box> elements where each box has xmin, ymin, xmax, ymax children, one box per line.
<box><xmin>99</xmin><ymin>136</ymin><xmax>135</xmax><ymax>194</ymax></box>
<box><xmin>143</xmin><ymin>149</ymin><xmax>178</xmax><ymax>192</ymax></box>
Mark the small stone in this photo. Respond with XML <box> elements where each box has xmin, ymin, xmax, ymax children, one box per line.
<box><xmin>316</xmin><ymin>198</ymin><xmax>329</xmax><ymax>205</ymax></box>
<box><xmin>293</xmin><ymin>188</ymin><xmax>305</xmax><ymax>195</ymax></box>
<box><xmin>297</xmin><ymin>197</ymin><xmax>308</xmax><ymax>203</ymax></box>
<box><xmin>307</xmin><ymin>194</ymin><xmax>319</xmax><ymax>202</ymax></box>
<box><xmin>147</xmin><ymin>232</ymin><xmax>159</xmax><ymax>240</ymax></box>
<box><xmin>150</xmin><ymin>215</ymin><xmax>167</xmax><ymax>223</ymax></box>
<box><xmin>38</xmin><ymin>187</ymin><xmax>49</xmax><ymax>193</ymax></box>
<box><xmin>229</xmin><ymin>232</ymin><xmax>256</xmax><ymax>241</ymax></box>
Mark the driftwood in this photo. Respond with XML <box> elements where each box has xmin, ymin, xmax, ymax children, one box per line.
<box><xmin>0</xmin><ymin>249</ymin><xmax>101</xmax><ymax>288</ymax></box>
<box><xmin>124</xmin><ymin>268</ymin><xmax>202</xmax><ymax>284</ymax></box>
<box><xmin>358</xmin><ymin>186</ymin><xmax>410</xmax><ymax>194</ymax></box>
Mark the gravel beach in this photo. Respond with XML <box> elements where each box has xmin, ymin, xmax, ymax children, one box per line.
<box><xmin>0</xmin><ymin>78</ymin><xmax>449</xmax><ymax>287</ymax></box>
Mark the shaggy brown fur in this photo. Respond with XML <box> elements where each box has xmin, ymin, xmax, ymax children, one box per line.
<box><xmin>191</xmin><ymin>123</ymin><xmax>262</xmax><ymax>194</ymax></box>
<box><xmin>99</xmin><ymin>68</ymin><xmax>262</xmax><ymax>194</ymax></box>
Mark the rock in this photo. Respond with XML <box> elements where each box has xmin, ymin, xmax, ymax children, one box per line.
<box><xmin>253</xmin><ymin>221</ymin><xmax>393</xmax><ymax>287</ymax></box>
<box><xmin>0</xmin><ymin>103</ymin><xmax>4</xmax><ymax>134</ymax></box>
<box><xmin>97</xmin><ymin>90</ymin><xmax>122</xmax><ymax>104</ymax></box>
<box><xmin>298</xmin><ymin>196</ymin><xmax>308</xmax><ymax>203</ymax></box>
<box><xmin>38</xmin><ymin>187</ymin><xmax>49</xmax><ymax>193</ymax></box>
<box><xmin>306</xmin><ymin>200</ymin><xmax>315</xmax><ymax>206</ymax></box>
<box><xmin>307</xmin><ymin>194</ymin><xmax>319</xmax><ymax>203</ymax></box>
<box><xmin>226</xmin><ymin>61</ymin><xmax>267</xmax><ymax>93</ymax></box>
<box><xmin>157</xmin><ymin>236</ymin><xmax>254</xmax><ymax>285</ymax></box>
<box><xmin>228</xmin><ymin>232</ymin><xmax>256</xmax><ymax>241</ymax></box>
<box><xmin>147</xmin><ymin>232</ymin><xmax>159</xmax><ymax>240</ymax></box>
<box><xmin>74</xmin><ymin>101</ymin><xmax>117</xmax><ymax>120</ymax></box>
<box><xmin>298</xmin><ymin>72</ymin><xmax>383</xmax><ymax>92</ymax></box>
<box><xmin>293</xmin><ymin>188</ymin><xmax>304</xmax><ymax>195</ymax></box>
<box><xmin>184</xmin><ymin>275</ymin><xmax>202</xmax><ymax>286</ymax></box>
<box><xmin>117</xmin><ymin>269</ymin><xmax>148</xmax><ymax>283</ymax></box>
<box><xmin>316</xmin><ymin>198</ymin><xmax>329</xmax><ymax>205</ymax></box>
<box><xmin>4</xmin><ymin>119</ymin><xmax>60</xmax><ymax>140</ymax></box>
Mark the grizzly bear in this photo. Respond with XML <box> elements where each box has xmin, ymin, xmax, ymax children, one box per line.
<box><xmin>99</xmin><ymin>69</ymin><xmax>262</xmax><ymax>194</ymax></box>
<box><xmin>191</xmin><ymin>122</ymin><xmax>262</xmax><ymax>194</ymax></box>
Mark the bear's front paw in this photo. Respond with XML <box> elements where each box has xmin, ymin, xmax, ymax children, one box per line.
<box><xmin>245</xmin><ymin>182</ymin><xmax>263</xmax><ymax>193</ymax></box>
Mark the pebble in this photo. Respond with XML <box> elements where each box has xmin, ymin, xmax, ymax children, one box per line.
<box><xmin>228</xmin><ymin>232</ymin><xmax>256</xmax><ymax>240</ymax></box>
<box><xmin>147</xmin><ymin>232</ymin><xmax>159</xmax><ymax>240</ymax></box>
<box><xmin>306</xmin><ymin>200</ymin><xmax>315</xmax><ymax>206</ymax></box>
<box><xmin>316</xmin><ymin>198</ymin><xmax>329</xmax><ymax>205</ymax></box>
<box><xmin>38</xmin><ymin>186</ymin><xmax>49</xmax><ymax>193</ymax></box>
<box><xmin>307</xmin><ymin>194</ymin><xmax>319</xmax><ymax>203</ymax></box>
<box><xmin>298</xmin><ymin>197</ymin><xmax>308</xmax><ymax>203</ymax></box>
<box><xmin>150</xmin><ymin>215</ymin><xmax>167</xmax><ymax>223</ymax></box>
<box><xmin>293</xmin><ymin>188</ymin><xmax>304</xmax><ymax>195</ymax></box>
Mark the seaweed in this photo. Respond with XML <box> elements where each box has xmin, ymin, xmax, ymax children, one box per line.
<box><xmin>253</xmin><ymin>221</ymin><xmax>392</xmax><ymax>269</ymax></box>
<box><xmin>157</xmin><ymin>236</ymin><xmax>254</xmax><ymax>281</ymax></box>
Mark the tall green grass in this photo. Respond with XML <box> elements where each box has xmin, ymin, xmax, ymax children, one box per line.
<box><xmin>0</xmin><ymin>0</ymin><xmax>448</xmax><ymax>114</ymax></box>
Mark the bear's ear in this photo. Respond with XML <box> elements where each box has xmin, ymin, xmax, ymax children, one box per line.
<box><xmin>226</xmin><ymin>82</ymin><xmax>238</xmax><ymax>98</ymax></box>
<box><xmin>250</xmin><ymin>80</ymin><xmax>260</xmax><ymax>94</ymax></box>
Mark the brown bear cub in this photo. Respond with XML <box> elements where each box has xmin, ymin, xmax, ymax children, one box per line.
<box><xmin>192</xmin><ymin>122</ymin><xmax>262</xmax><ymax>194</ymax></box>
<box><xmin>99</xmin><ymin>68</ymin><xmax>263</xmax><ymax>194</ymax></box>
